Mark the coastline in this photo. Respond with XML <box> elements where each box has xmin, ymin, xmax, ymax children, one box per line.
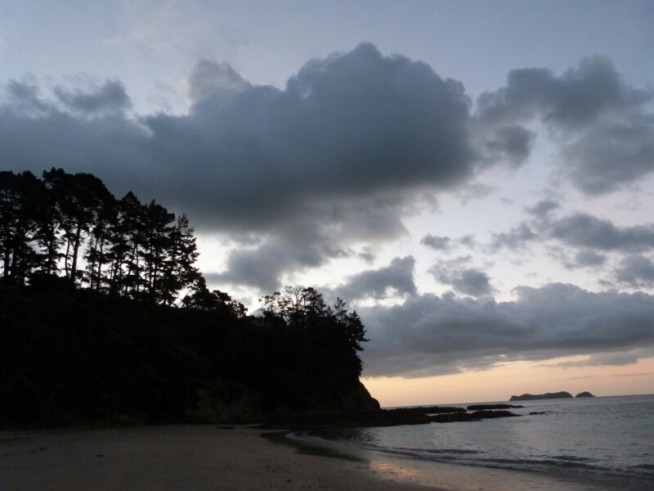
<box><xmin>0</xmin><ymin>425</ymin><xmax>431</xmax><ymax>491</ymax></box>
<box><xmin>0</xmin><ymin>424</ymin><xmax>596</xmax><ymax>490</ymax></box>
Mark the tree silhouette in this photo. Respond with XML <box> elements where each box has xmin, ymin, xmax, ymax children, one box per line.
<box><xmin>0</xmin><ymin>169</ymin><xmax>202</xmax><ymax>304</ymax></box>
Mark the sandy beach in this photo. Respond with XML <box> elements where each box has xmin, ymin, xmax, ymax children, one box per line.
<box><xmin>0</xmin><ymin>425</ymin><xmax>593</xmax><ymax>490</ymax></box>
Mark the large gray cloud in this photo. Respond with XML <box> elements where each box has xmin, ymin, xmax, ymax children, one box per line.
<box><xmin>361</xmin><ymin>283</ymin><xmax>654</xmax><ymax>377</ymax></box>
<box><xmin>1</xmin><ymin>43</ymin><xmax>479</xmax><ymax>290</ymax></box>
<box><xmin>2</xmin><ymin>47</ymin><xmax>651</xmax><ymax>290</ymax></box>
<box><xmin>11</xmin><ymin>42</ymin><xmax>475</xmax><ymax>233</ymax></box>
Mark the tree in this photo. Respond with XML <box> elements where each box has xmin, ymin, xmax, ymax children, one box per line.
<box><xmin>0</xmin><ymin>171</ymin><xmax>42</xmax><ymax>284</ymax></box>
<box><xmin>182</xmin><ymin>277</ymin><xmax>247</xmax><ymax>317</ymax></box>
<box><xmin>43</xmin><ymin>169</ymin><xmax>114</xmax><ymax>284</ymax></box>
<box><xmin>259</xmin><ymin>286</ymin><xmax>368</xmax><ymax>376</ymax></box>
<box><xmin>159</xmin><ymin>214</ymin><xmax>200</xmax><ymax>305</ymax></box>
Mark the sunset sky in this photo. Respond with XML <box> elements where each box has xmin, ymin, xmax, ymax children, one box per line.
<box><xmin>2</xmin><ymin>0</ymin><xmax>653</xmax><ymax>405</ymax></box>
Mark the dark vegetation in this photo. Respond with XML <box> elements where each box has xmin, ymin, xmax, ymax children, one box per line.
<box><xmin>0</xmin><ymin>169</ymin><xmax>376</xmax><ymax>428</ymax></box>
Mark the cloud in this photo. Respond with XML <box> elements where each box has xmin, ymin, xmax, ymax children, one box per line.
<box><xmin>2</xmin><ymin>47</ymin><xmax>652</xmax><ymax>290</ymax></box>
<box><xmin>475</xmin><ymin>56</ymin><xmax>654</xmax><ymax>193</ymax></box>
<box><xmin>490</xmin><ymin>205</ymin><xmax>654</xmax><ymax>262</ymax></box>
<box><xmin>361</xmin><ymin>284</ymin><xmax>654</xmax><ymax>377</ymax></box>
<box><xmin>526</xmin><ymin>199</ymin><xmax>560</xmax><ymax>219</ymax></box>
<box><xmin>1</xmin><ymin>43</ymin><xmax>482</xmax><ymax>290</ymax></box>
<box><xmin>490</xmin><ymin>223</ymin><xmax>537</xmax><ymax>250</ymax></box>
<box><xmin>482</xmin><ymin>124</ymin><xmax>536</xmax><ymax>166</ymax></box>
<box><xmin>429</xmin><ymin>261</ymin><xmax>493</xmax><ymax>297</ymax></box>
<box><xmin>561</xmin><ymin>116</ymin><xmax>654</xmax><ymax>194</ymax></box>
<box><xmin>54</xmin><ymin>80</ymin><xmax>132</xmax><ymax>116</ymax></box>
<box><xmin>615</xmin><ymin>255</ymin><xmax>654</xmax><ymax>287</ymax></box>
<box><xmin>333</xmin><ymin>256</ymin><xmax>417</xmax><ymax>301</ymax></box>
<box><xmin>476</xmin><ymin>56</ymin><xmax>646</xmax><ymax>129</ymax></box>
<box><xmin>420</xmin><ymin>234</ymin><xmax>451</xmax><ymax>251</ymax></box>
<box><xmin>185</xmin><ymin>58</ymin><xmax>250</xmax><ymax>108</ymax></box>
<box><xmin>549</xmin><ymin>213</ymin><xmax>654</xmax><ymax>252</ymax></box>
<box><xmin>568</xmin><ymin>250</ymin><xmax>606</xmax><ymax>269</ymax></box>
<box><xmin>421</xmin><ymin>233</ymin><xmax>476</xmax><ymax>252</ymax></box>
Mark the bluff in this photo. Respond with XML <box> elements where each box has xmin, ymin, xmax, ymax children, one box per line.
<box><xmin>0</xmin><ymin>282</ymin><xmax>378</xmax><ymax>428</ymax></box>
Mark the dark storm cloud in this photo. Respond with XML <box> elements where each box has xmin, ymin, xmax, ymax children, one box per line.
<box><xmin>475</xmin><ymin>57</ymin><xmax>654</xmax><ymax>193</ymax></box>
<box><xmin>2</xmin><ymin>47</ymin><xmax>652</xmax><ymax>289</ymax></box>
<box><xmin>333</xmin><ymin>256</ymin><xmax>417</xmax><ymax>301</ymax></box>
<box><xmin>0</xmin><ymin>43</ymin><xmax>479</xmax><ymax>289</ymax></box>
<box><xmin>1</xmin><ymin>43</ymin><xmax>482</xmax><ymax>290</ymax></box>
<box><xmin>145</xmin><ymin>42</ymin><xmax>475</xmax><ymax>231</ymax></box>
<box><xmin>361</xmin><ymin>283</ymin><xmax>654</xmax><ymax>377</ymax></box>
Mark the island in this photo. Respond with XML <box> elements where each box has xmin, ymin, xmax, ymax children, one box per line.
<box><xmin>575</xmin><ymin>391</ymin><xmax>595</xmax><ymax>398</ymax></box>
<box><xmin>509</xmin><ymin>391</ymin><xmax>573</xmax><ymax>401</ymax></box>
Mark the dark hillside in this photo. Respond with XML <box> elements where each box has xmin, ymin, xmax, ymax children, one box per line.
<box><xmin>0</xmin><ymin>282</ymin><xmax>379</xmax><ymax>428</ymax></box>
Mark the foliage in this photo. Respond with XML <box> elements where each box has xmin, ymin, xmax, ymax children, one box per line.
<box><xmin>0</xmin><ymin>169</ymin><xmax>372</xmax><ymax>427</ymax></box>
<box><xmin>0</xmin><ymin>282</ymin><xmax>371</xmax><ymax>426</ymax></box>
<box><xmin>0</xmin><ymin>169</ymin><xmax>199</xmax><ymax>304</ymax></box>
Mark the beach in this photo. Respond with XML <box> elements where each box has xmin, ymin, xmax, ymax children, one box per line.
<box><xmin>0</xmin><ymin>425</ymin><xmax>596</xmax><ymax>490</ymax></box>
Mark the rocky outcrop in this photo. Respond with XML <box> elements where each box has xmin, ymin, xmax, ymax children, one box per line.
<box><xmin>575</xmin><ymin>391</ymin><xmax>595</xmax><ymax>398</ymax></box>
<box><xmin>510</xmin><ymin>391</ymin><xmax>573</xmax><ymax>401</ymax></box>
<box><xmin>467</xmin><ymin>404</ymin><xmax>523</xmax><ymax>410</ymax></box>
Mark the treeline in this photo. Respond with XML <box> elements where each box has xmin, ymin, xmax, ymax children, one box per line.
<box><xmin>0</xmin><ymin>283</ymin><xmax>375</xmax><ymax>426</ymax></box>
<box><xmin>0</xmin><ymin>169</ymin><xmax>199</xmax><ymax>304</ymax></box>
<box><xmin>0</xmin><ymin>169</ymin><xmax>376</xmax><ymax>426</ymax></box>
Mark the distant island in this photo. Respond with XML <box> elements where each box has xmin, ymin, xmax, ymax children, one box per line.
<box><xmin>510</xmin><ymin>391</ymin><xmax>595</xmax><ymax>401</ymax></box>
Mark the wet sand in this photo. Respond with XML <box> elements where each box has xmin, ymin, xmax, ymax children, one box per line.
<box><xmin>0</xmin><ymin>425</ymin><xmax>592</xmax><ymax>490</ymax></box>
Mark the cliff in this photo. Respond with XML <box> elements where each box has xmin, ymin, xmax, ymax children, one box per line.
<box><xmin>0</xmin><ymin>282</ymin><xmax>378</xmax><ymax>428</ymax></box>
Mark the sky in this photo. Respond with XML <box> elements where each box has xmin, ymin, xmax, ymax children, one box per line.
<box><xmin>2</xmin><ymin>0</ymin><xmax>654</xmax><ymax>405</ymax></box>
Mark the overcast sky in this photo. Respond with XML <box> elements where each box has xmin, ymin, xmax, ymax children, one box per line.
<box><xmin>2</xmin><ymin>0</ymin><xmax>653</xmax><ymax>404</ymax></box>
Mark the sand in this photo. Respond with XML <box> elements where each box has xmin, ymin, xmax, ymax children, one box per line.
<box><xmin>0</xmin><ymin>425</ymin><xmax>593</xmax><ymax>490</ymax></box>
<box><xmin>0</xmin><ymin>425</ymin><xmax>434</xmax><ymax>490</ymax></box>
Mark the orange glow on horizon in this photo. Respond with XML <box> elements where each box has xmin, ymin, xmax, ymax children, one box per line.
<box><xmin>362</xmin><ymin>356</ymin><xmax>654</xmax><ymax>407</ymax></box>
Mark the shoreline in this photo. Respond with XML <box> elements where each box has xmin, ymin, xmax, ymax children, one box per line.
<box><xmin>0</xmin><ymin>424</ymin><xmax>596</xmax><ymax>490</ymax></box>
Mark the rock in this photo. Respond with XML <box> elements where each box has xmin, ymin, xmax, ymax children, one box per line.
<box><xmin>509</xmin><ymin>391</ymin><xmax>573</xmax><ymax>401</ymax></box>
<box><xmin>423</xmin><ymin>406</ymin><xmax>467</xmax><ymax>414</ymax></box>
<box><xmin>470</xmin><ymin>410</ymin><xmax>519</xmax><ymax>419</ymax></box>
<box><xmin>575</xmin><ymin>391</ymin><xmax>595</xmax><ymax>398</ymax></box>
<box><xmin>430</xmin><ymin>409</ymin><xmax>519</xmax><ymax>423</ymax></box>
<box><xmin>467</xmin><ymin>404</ymin><xmax>523</xmax><ymax>410</ymax></box>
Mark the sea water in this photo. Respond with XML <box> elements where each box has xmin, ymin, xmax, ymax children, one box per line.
<box><xmin>294</xmin><ymin>395</ymin><xmax>654</xmax><ymax>490</ymax></box>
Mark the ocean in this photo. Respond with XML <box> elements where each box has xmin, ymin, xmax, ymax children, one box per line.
<box><xmin>291</xmin><ymin>394</ymin><xmax>654</xmax><ymax>490</ymax></box>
